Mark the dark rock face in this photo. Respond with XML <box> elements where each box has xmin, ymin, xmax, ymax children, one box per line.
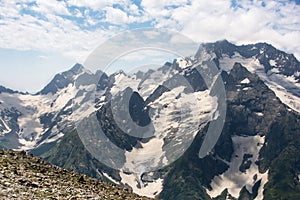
<box><xmin>200</xmin><ymin>40</ymin><xmax>237</xmax><ymax>59</ymax></box>
<box><xmin>145</xmin><ymin>85</ymin><xmax>170</xmax><ymax>105</ymax></box>
<box><xmin>0</xmin><ymin>85</ymin><xmax>18</xmax><ymax>94</ymax></box>
<box><xmin>96</xmin><ymin>103</ymin><xmax>141</xmax><ymax>152</ymax></box>
<box><xmin>0</xmin><ymin>107</ymin><xmax>22</xmax><ymax>149</ymax></box>
<box><xmin>223</xmin><ymin>63</ymin><xmax>286</xmax><ymax>137</ymax></box>
<box><xmin>129</xmin><ymin>91</ymin><xmax>151</xmax><ymax>127</ymax></box>
<box><xmin>38</xmin><ymin>63</ymin><xmax>85</xmax><ymax>95</ymax></box>
<box><xmin>97</xmin><ymin>72</ymin><xmax>114</xmax><ymax>91</ymax></box>
<box><xmin>239</xmin><ymin>154</ymin><xmax>253</xmax><ymax>173</ymax></box>
<box><xmin>182</xmin><ymin>67</ymin><xmax>208</xmax><ymax>92</ymax></box>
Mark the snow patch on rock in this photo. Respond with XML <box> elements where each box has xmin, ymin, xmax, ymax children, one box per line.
<box><xmin>219</xmin><ymin>52</ymin><xmax>255</xmax><ymax>72</ymax></box>
<box><xmin>241</xmin><ymin>78</ymin><xmax>250</xmax><ymax>84</ymax></box>
<box><xmin>138</xmin><ymin>68</ymin><xmax>174</xmax><ymax>99</ymax></box>
<box><xmin>0</xmin><ymin>118</ymin><xmax>11</xmax><ymax>134</ymax></box>
<box><xmin>242</xmin><ymin>87</ymin><xmax>250</xmax><ymax>91</ymax></box>
<box><xmin>256</xmin><ymin>170</ymin><xmax>269</xmax><ymax>200</ymax></box>
<box><xmin>176</xmin><ymin>57</ymin><xmax>192</xmax><ymax>69</ymax></box>
<box><xmin>255</xmin><ymin>112</ymin><xmax>264</xmax><ymax>117</ymax></box>
<box><xmin>102</xmin><ymin>172</ymin><xmax>119</xmax><ymax>185</ymax></box>
<box><xmin>256</xmin><ymin>70</ymin><xmax>300</xmax><ymax>113</ymax></box>
<box><xmin>207</xmin><ymin>135</ymin><xmax>268</xmax><ymax>199</ymax></box>
<box><xmin>120</xmin><ymin>172</ymin><xmax>163</xmax><ymax>198</ymax></box>
<box><xmin>269</xmin><ymin>59</ymin><xmax>276</xmax><ymax>66</ymax></box>
<box><xmin>110</xmin><ymin>72</ymin><xmax>140</xmax><ymax>96</ymax></box>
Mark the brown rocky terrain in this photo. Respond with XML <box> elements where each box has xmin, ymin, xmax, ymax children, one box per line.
<box><xmin>0</xmin><ymin>149</ymin><xmax>152</xmax><ymax>200</ymax></box>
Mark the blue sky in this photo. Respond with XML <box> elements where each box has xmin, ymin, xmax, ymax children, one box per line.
<box><xmin>0</xmin><ymin>0</ymin><xmax>300</xmax><ymax>93</ymax></box>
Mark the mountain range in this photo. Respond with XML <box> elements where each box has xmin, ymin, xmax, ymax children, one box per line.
<box><xmin>0</xmin><ymin>40</ymin><xmax>300</xmax><ymax>199</ymax></box>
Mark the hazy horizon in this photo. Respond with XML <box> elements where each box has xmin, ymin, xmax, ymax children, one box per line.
<box><xmin>1</xmin><ymin>0</ymin><xmax>300</xmax><ymax>92</ymax></box>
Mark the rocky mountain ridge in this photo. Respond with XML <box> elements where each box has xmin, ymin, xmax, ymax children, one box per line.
<box><xmin>0</xmin><ymin>40</ymin><xmax>300</xmax><ymax>199</ymax></box>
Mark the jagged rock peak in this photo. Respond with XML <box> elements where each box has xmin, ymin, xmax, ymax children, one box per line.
<box><xmin>38</xmin><ymin>63</ymin><xmax>86</xmax><ymax>95</ymax></box>
<box><xmin>70</xmin><ymin>63</ymin><xmax>85</xmax><ymax>74</ymax></box>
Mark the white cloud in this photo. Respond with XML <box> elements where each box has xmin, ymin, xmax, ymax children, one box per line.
<box><xmin>128</xmin><ymin>4</ymin><xmax>140</xmax><ymax>15</ymax></box>
<box><xmin>104</xmin><ymin>7</ymin><xmax>131</xmax><ymax>24</ymax></box>
<box><xmin>1</xmin><ymin>0</ymin><xmax>299</xmax><ymax>93</ymax></box>
<box><xmin>66</xmin><ymin>0</ymin><xmax>113</xmax><ymax>10</ymax></box>
<box><xmin>33</xmin><ymin>0</ymin><xmax>71</xmax><ymax>16</ymax></box>
<box><xmin>140</xmin><ymin>0</ymin><xmax>300</xmax><ymax>59</ymax></box>
<box><xmin>0</xmin><ymin>0</ymin><xmax>299</xmax><ymax>63</ymax></box>
<box><xmin>0</xmin><ymin>1</ymin><xmax>114</xmax><ymax>62</ymax></box>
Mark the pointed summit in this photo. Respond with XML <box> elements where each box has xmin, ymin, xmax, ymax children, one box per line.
<box><xmin>70</xmin><ymin>63</ymin><xmax>85</xmax><ymax>74</ymax></box>
<box><xmin>199</xmin><ymin>39</ymin><xmax>237</xmax><ymax>58</ymax></box>
<box><xmin>38</xmin><ymin>64</ymin><xmax>86</xmax><ymax>95</ymax></box>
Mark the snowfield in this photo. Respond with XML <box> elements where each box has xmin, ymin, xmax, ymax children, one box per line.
<box><xmin>120</xmin><ymin>171</ymin><xmax>163</xmax><ymax>198</ymax></box>
<box><xmin>120</xmin><ymin>82</ymin><xmax>219</xmax><ymax>197</ymax></box>
<box><xmin>206</xmin><ymin>135</ymin><xmax>268</xmax><ymax>200</ymax></box>
<box><xmin>0</xmin><ymin>70</ymin><xmax>100</xmax><ymax>150</ymax></box>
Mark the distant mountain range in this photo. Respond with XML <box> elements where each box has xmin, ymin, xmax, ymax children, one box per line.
<box><xmin>0</xmin><ymin>40</ymin><xmax>300</xmax><ymax>199</ymax></box>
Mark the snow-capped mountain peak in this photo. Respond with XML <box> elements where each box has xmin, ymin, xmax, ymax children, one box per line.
<box><xmin>200</xmin><ymin>40</ymin><xmax>300</xmax><ymax>113</ymax></box>
<box><xmin>0</xmin><ymin>41</ymin><xmax>300</xmax><ymax>199</ymax></box>
<box><xmin>38</xmin><ymin>63</ymin><xmax>87</xmax><ymax>95</ymax></box>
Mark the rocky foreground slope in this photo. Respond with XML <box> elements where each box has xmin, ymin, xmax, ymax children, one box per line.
<box><xmin>0</xmin><ymin>149</ymin><xmax>151</xmax><ymax>199</ymax></box>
